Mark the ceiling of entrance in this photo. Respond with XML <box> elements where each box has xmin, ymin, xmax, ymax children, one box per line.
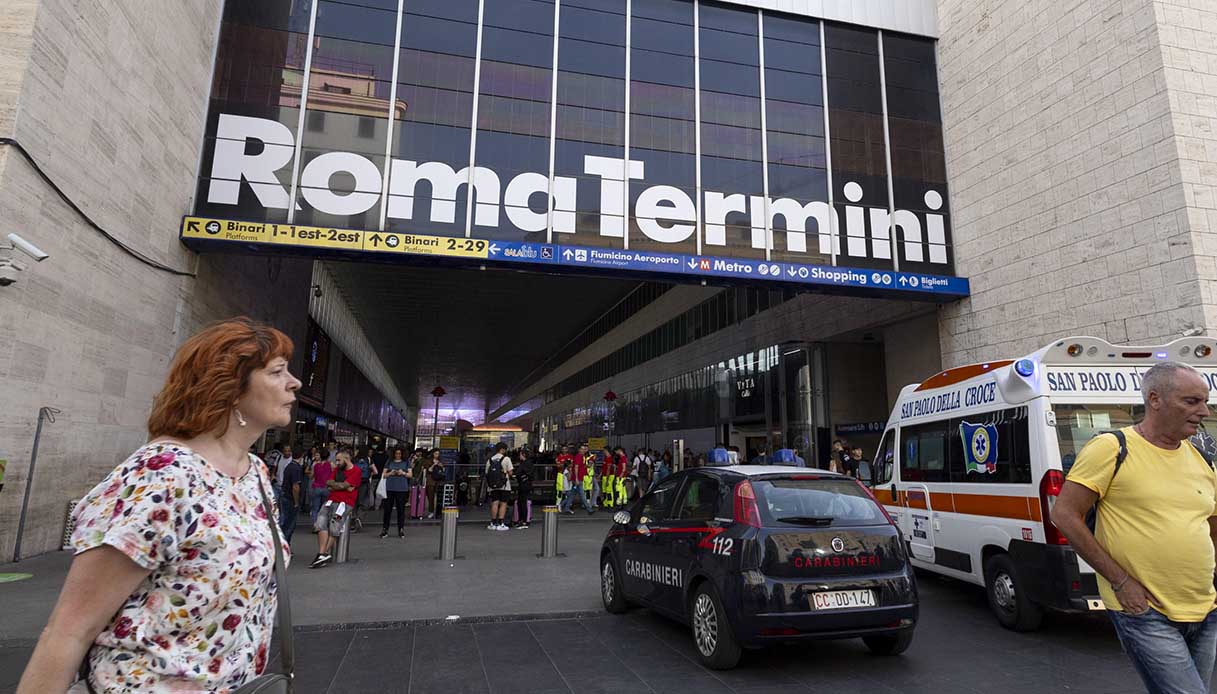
<box><xmin>324</xmin><ymin>260</ymin><xmax>644</xmax><ymax>423</ymax></box>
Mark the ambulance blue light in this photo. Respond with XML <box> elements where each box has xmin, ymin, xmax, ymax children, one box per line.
<box><xmin>1155</xmin><ymin>352</ymin><xmax>1168</xmax><ymax>359</ymax></box>
<box><xmin>1014</xmin><ymin>359</ymin><xmax>1035</xmax><ymax>377</ymax></box>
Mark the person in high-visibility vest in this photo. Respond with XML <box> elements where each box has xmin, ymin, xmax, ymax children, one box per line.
<box><xmin>599</xmin><ymin>449</ymin><xmax>616</xmax><ymax>510</ymax></box>
<box><xmin>574</xmin><ymin>444</ymin><xmax>595</xmax><ymax>514</ymax></box>
<box><xmin>613</xmin><ymin>447</ymin><xmax>630</xmax><ymax>506</ymax></box>
<box><xmin>555</xmin><ymin>446</ymin><xmax>574</xmax><ymax>511</ymax></box>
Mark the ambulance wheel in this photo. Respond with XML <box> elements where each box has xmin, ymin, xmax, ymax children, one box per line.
<box><xmin>601</xmin><ymin>553</ymin><xmax>628</xmax><ymax>614</ymax></box>
<box><xmin>984</xmin><ymin>553</ymin><xmax>1043</xmax><ymax>631</ymax></box>
<box><xmin>691</xmin><ymin>584</ymin><xmax>741</xmax><ymax>670</ymax></box>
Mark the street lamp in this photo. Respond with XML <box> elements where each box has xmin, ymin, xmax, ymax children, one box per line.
<box><xmin>430</xmin><ymin>386</ymin><xmax>446</xmax><ymax>444</ymax></box>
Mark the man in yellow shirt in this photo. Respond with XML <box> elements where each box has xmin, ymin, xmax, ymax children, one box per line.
<box><xmin>1052</xmin><ymin>362</ymin><xmax>1217</xmax><ymax>694</ymax></box>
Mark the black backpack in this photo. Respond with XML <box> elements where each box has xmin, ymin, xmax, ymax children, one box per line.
<box><xmin>485</xmin><ymin>457</ymin><xmax>507</xmax><ymax>490</ymax></box>
<box><xmin>1084</xmin><ymin>429</ymin><xmax>1216</xmax><ymax>533</ymax></box>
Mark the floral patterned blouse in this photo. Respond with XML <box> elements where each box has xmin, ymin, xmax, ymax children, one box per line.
<box><xmin>70</xmin><ymin>443</ymin><xmax>291</xmax><ymax>693</ymax></box>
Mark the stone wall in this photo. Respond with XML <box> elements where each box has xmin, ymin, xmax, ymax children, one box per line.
<box><xmin>1153</xmin><ymin>0</ymin><xmax>1217</xmax><ymax>332</ymax></box>
<box><xmin>935</xmin><ymin>0</ymin><xmax>1208</xmax><ymax>365</ymax></box>
<box><xmin>0</xmin><ymin>0</ymin><xmax>311</xmax><ymax>560</ymax></box>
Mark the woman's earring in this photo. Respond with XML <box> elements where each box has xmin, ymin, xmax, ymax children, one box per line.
<box><xmin>235</xmin><ymin>410</ymin><xmax>248</xmax><ymax>427</ymax></box>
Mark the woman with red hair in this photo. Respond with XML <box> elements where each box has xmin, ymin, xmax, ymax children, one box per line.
<box><xmin>18</xmin><ymin>317</ymin><xmax>301</xmax><ymax>694</ymax></box>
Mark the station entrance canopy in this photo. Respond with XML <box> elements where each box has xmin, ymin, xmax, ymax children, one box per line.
<box><xmin>185</xmin><ymin>0</ymin><xmax>969</xmax><ymax>302</ymax></box>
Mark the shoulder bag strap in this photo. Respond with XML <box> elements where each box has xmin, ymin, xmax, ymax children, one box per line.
<box><xmin>254</xmin><ymin>466</ymin><xmax>295</xmax><ymax>683</ymax></box>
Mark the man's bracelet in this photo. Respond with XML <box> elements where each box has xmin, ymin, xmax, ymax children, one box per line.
<box><xmin>1112</xmin><ymin>575</ymin><xmax>1132</xmax><ymax>592</ymax></box>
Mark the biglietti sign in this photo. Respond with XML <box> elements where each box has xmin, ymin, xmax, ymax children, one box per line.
<box><xmin>187</xmin><ymin>114</ymin><xmax>969</xmax><ymax>300</ymax></box>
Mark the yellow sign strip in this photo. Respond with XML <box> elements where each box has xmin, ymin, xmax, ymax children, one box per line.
<box><xmin>181</xmin><ymin>217</ymin><xmax>491</xmax><ymax>259</ymax></box>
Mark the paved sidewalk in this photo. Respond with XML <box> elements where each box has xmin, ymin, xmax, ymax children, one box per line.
<box><xmin>0</xmin><ymin>512</ymin><xmax>613</xmax><ymax>642</ymax></box>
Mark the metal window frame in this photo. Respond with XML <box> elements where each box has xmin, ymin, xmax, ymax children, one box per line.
<box><xmin>286</xmin><ymin>0</ymin><xmax>321</xmax><ymax>225</ymax></box>
<box><xmin>693</xmin><ymin>0</ymin><xmax>703</xmax><ymax>257</ymax></box>
<box><xmin>819</xmin><ymin>20</ymin><xmax>836</xmax><ymax>266</ymax></box>
<box><xmin>757</xmin><ymin>9</ymin><xmax>771</xmax><ymax>263</ymax></box>
<box><xmin>623</xmin><ymin>0</ymin><xmax>632</xmax><ymax>250</ymax></box>
<box><xmin>546</xmin><ymin>0</ymin><xmax>562</xmax><ymax>244</ymax></box>
<box><xmin>877</xmin><ymin>29</ymin><xmax>899</xmax><ymax>271</ymax></box>
<box><xmin>464</xmin><ymin>0</ymin><xmax>487</xmax><ymax>238</ymax></box>
<box><xmin>378</xmin><ymin>0</ymin><xmax>408</xmax><ymax>231</ymax></box>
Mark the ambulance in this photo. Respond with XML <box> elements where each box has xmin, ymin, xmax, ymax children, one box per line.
<box><xmin>872</xmin><ymin>336</ymin><xmax>1217</xmax><ymax>630</ymax></box>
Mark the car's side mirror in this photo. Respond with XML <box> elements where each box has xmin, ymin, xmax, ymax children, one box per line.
<box><xmin>637</xmin><ymin>515</ymin><xmax>652</xmax><ymax>535</ymax></box>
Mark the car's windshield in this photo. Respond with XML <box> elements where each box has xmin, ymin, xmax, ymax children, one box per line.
<box><xmin>1053</xmin><ymin>403</ymin><xmax>1142</xmax><ymax>474</ymax></box>
<box><xmin>753</xmin><ymin>478</ymin><xmax>887</xmax><ymax>527</ymax></box>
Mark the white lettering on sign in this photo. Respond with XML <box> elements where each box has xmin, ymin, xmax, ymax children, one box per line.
<box><xmin>625</xmin><ymin>559</ymin><xmax>684</xmax><ymax>587</ymax></box>
<box><xmin>899</xmin><ymin>381</ymin><xmax>997</xmax><ymax>420</ymax></box>
<box><xmin>1046</xmin><ymin>370</ymin><xmax>1136</xmax><ymax>393</ymax></box>
<box><xmin>205</xmin><ymin>114</ymin><xmax>950</xmax><ymax>262</ymax></box>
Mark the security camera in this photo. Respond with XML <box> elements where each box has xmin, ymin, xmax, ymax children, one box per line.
<box><xmin>311</xmin><ymin>284</ymin><xmax>323</xmax><ymax>298</ymax></box>
<box><xmin>7</xmin><ymin>234</ymin><xmax>48</xmax><ymax>262</ymax></box>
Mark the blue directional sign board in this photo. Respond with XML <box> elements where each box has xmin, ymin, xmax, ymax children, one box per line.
<box><xmin>182</xmin><ymin>216</ymin><xmax>970</xmax><ymax>301</ymax></box>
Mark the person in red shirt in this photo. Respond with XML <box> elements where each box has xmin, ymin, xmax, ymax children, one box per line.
<box><xmin>563</xmin><ymin>444</ymin><xmax>594</xmax><ymax>515</ymax></box>
<box><xmin>599</xmin><ymin>450</ymin><xmax>616</xmax><ymax>509</ymax></box>
<box><xmin>310</xmin><ymin>450</ymin><xmax>362</xmax><ymax>568</ymax></box>
<box><xmin>614</xmin><ymin>447</ymin><xmax>630</xmax><ymax>506</ymax></box>
<box><xmin>555</xmin><ymin>445</ymin><xmax>575</xmax><ymax>508</ymax></box>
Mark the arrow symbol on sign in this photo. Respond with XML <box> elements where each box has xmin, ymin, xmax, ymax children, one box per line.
<box><xmin>489</xmin><ymin>243</ymin><xmax>500</xmax><ymax>255</ymax></box>
<box><xmin>187</xmin><ymin>220</ymin><xmax>200</xmax><ymax>234</ymax></box>
<box><xmin>687</xmin><ymin>259</ymin><xmax>698</xmax><ymax>270</ymax></box>
<box><xmin>562</xmin><ymin>249</ymin><xmax>573</xmax><ymax>260</ymax></box>
<box><xmin>898</xmin><ymin>276</ymin><xmax>909</xmax><ymax>286</ymax></box>
<box><xmin>787</xmin><ymin>266</ymin><xmax>797</xmax><ymax>277</ymax></box>
<box><xmin>367</xmin><ymin>233</ymin><xmax>383</xmax><ymax>247</ymax></box>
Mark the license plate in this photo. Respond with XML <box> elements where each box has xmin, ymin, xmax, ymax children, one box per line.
<box><xmin>812</xmin><ymin>589</ymin><xmax>876</xmax><ymax>610</ymax></box>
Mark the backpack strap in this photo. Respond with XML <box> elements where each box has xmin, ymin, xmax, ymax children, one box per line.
<box><xmin>1107</xmin><ymin>430</ymin><xmax>1128</xmax><ymax>480</ymax></box>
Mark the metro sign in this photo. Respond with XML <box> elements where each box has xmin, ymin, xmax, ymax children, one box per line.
<box><xmin>207</xmin><ymin>114</ymin><xmax>951</xmax><ymax>265</ymax></box>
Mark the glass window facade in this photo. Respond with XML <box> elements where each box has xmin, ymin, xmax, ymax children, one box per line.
<box><xmin>196</xmin><ymin>0</ymin><xmax>956</xmax><ymax>275</ymax></box>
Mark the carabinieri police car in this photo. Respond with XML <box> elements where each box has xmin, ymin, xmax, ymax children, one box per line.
<box><xmin>600</xmin><ymin>466</ymin><xmax>918</xmax><ymax>669</ymax></box>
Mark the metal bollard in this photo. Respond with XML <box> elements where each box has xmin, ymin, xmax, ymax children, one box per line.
<box><xmin>335</xmin><ymin>506</ymin><xmax>353</xmax><ymax>564</ymax></box>
<box><xmin>538</xmin><ymin>505</ymin><xmax>564</xmax><ymax>558</ymax></box>
<box><xmin>438</xmin><ymin>507</ymin><xmax>459</xmax><ymax>560</ymax></box>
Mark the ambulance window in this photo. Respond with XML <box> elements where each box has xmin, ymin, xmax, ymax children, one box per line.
<box><xmin>899</xmin><ymin>423</ymin><xmax>950</xmax><ymax>483</ymax></box>
<box><xmin>675</xmin><ymin>475</ymin><xmax>721</xmax><ymax>520</ymax></box>
<box><xmin>873</xmin><ymin>431</ymin><xmax>895</xmax><ymax>485</ymax></box>
<box><xmin>1053</xmin><ymin>404</ymin><xmax>1143</xmax><ymax>474</ymax></box>
<box><xmin>949</xmin><ymin>406</ymin><xmax>1032</xmax><ymax>484</ymax></box>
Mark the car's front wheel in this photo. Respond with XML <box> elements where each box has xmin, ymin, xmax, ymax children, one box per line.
<box><xmin>691</xmin><ymin>584</ymin><xmax>742</xmax><ymax>669</ymax></box>
<box><xmin>862</xmin><ymin>629</ymin><xmax>914</xmax><ymax>655</ymax></box>
<box><xmin>601</xmin><ymin>554</ymin><xmax>628</xmax><ymax>614</ymax></box>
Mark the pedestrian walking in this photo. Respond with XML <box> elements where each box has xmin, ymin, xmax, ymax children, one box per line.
<box><xmin>380</xmin><ymin>447</ymin><xmax>410</xmax><ymax>538</ymax></box>
<box><xmin>513</xmin><ymin>448</ymin><xmax>535</xmax><ymax>528</ymax></box>
<box><xmin>309</xmin><ymin>447</ymin><xmax>332</xmax><ymax>525</ymax></box>
<box><xmin>280</xmin><ymin>445</ymin><xmax>305</xmax><ymax>542</ymax></box>
<box><xmin>409</xmin><ymin>449</ymin><xmax>428</xmax><ymax>519</ymax></box>
<box><xmin>427</xmin><ymin>449</ymin><xmax>446</xmax><ymax>517</ymax></box>
<box><xmin>17</xmin><ymin>318</ymin><xmax>299</xmax><ymax>694</ymax></box>
<box><xmin>310</xmin><ymin>450</ymin><xmax>361</xmax><ymax>568</ymax></box>
<box><xmin>270</xmin><ymin>441</ymin><xmax>289</xmax><ymax>486</ymax></box>
<box><xmin>1052</xmin><ymin>362</ymin><xmax>1217</xmax><ymax>694</ymax></box>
